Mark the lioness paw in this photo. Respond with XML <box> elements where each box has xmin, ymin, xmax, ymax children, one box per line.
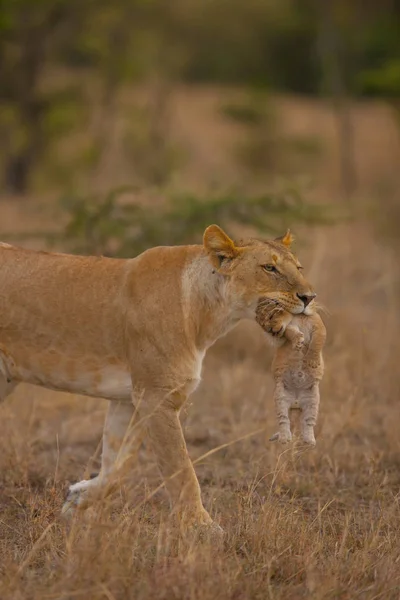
<box><xmin>61</xmin><ymin>478</ymin><xmax>100</xmax><ymax>517</ymax></box>
<box><xmin>189</xmin><ymin>521</ymin><xmax>224</xmax><ymax>541</ymax></box>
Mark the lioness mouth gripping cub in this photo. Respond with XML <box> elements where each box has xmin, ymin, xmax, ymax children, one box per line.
<box><xmin>0</xmin><ymin>225</ymin><xmax>316</xmax><ymax>535</ymax></box>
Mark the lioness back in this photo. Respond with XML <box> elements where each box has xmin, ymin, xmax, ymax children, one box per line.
<box><xmin>0</xmin><ymin>243</ymin><xmax>198</xmax><ymax>399</ymax></box>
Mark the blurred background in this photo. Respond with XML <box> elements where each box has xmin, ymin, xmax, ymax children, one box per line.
<box><xmin>0</xmin><ymin>0</ymin><xmax>399</xmax><ymax>249</ymax></box>
<box><xmin>1</xmin><ymin>2</ymin><xmax>400</xmax><ymax>598</ymax></box>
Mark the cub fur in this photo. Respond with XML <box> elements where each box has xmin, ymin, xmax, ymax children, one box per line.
<box><xmin>256</xmin><ymin>299</ymin><xmax>326</xmax><ymax>446</ymax></box>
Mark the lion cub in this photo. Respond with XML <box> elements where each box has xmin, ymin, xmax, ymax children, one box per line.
<box><xmin>257</xmin><ymin>301</ymin><xmax>326</xmax><ymax>446</ymax></box>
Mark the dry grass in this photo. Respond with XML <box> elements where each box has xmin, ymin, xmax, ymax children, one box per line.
<box><xmin>1</xmin><ymin>90</ymin><xmax>400</xmax><ymax>599</ymax></box>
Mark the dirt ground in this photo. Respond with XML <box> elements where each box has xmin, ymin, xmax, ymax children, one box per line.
<box><xmin>0</xmin><ymin>89</ymin><xmax>399</xmax><ymax>599</ymax></box>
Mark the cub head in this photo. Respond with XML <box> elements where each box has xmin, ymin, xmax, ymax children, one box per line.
<box><xmin>203</xmin><ymin>224</ymin><xmax>316</xmax><ymax>321</ymax></box>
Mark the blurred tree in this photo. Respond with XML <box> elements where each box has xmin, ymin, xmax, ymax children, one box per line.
<box><xmin>0</xmin><ymin>0</ymin><xmax>399</xmax><ymax>195</ymax></box>
<box><xmin>0</xmin><ymin>0</ymin><xmax>189</xmax><ymax>193</ymax></box>
<box><xmin>316</xmin><ymin>0</ymin><xmax>357</xmax><ymax>200</ymax></box>
<box><xmin>355</xmin><ymin>9</ymin><xmax>400</xmax><ymax>128</ymax></box>
<box><xmin>0</xmin><ymin>0</ymin><xmax>90</xmax><ymax>193</ymax></box>
<box><xmin>221</xmin><ymin>89</ymin><xmax>324</xmax><ymax>180</ymax></box>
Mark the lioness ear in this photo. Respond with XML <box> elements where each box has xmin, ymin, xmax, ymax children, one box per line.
<box><xmin>275</xmin><ymin>229</ymin><xmax>294</xmax><ymax>248</ymax></box>
<box><xmin>203</xmin><ymin>224</ymin><xmax>239</xmax><ymax>269</ymax></box>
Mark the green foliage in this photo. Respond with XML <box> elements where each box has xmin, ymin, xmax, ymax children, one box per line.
<box><xmin>30</xmin><ymin>185</ymin><xmax>335</xmax><ymax>258</ymax></box>
<box><xmin>177</xmin><ymin>0</ymin><xmax>320</xmax><ymax>93</ymax></box>
<box><xmin>355</xmin><ymin>15</ymin><xmax>400</xmax><ymax>97</ymax></box>
<box><xmin>357</xmin><ymin>60</ymin><xmax>400</xmax><ymax>98</ymax></box>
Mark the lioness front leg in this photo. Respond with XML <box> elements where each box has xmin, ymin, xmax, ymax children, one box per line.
<box><xmin>144</xmin><ymin>390</ymin><xmax>219</xmax><ymax>534</ymax></box>
<box><xmin>62</xmin><ymin>401</ymin><xmax>139</xmax><ymax>515</ymax></box>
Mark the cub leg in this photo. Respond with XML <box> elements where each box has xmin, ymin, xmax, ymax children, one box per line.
<box><xmin>299</xmin><ymin>384</ymin><xmax>320</xmax><ymax>446</ymax></box>
<box><xmin>269</xmin><ymin>382</ymin><xmax>294</xmax><ymax>444</ymax></box>
<box><xmin>284</xmin><ymin>323</ymin><xmax>305</xmax><ymax>351</ymax></box>
<box><xmin>305</xmin><ymin>316</ymin><xmax>326</xmax><ymax>368</ymax></box>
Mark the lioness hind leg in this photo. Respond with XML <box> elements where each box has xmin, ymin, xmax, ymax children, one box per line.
<box><xmin>0</xmin><ymin>374</ymin><xmax>17</xmax><ymax>403</ymax></box>
<box><xmin>0</xmin><ymin>348</ymin><xmax>17</xmax><ymax>402</ymax></box>
<box><xmin>62</xmin><ymin>400</ymin><xmax>139</xmax><ymax>515</ymax></box>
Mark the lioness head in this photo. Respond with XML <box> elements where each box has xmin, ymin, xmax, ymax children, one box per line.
<box><xmin>203</xmin><ymin>224</ymin><xmax>316</xmax><ymax>321</ymax></box>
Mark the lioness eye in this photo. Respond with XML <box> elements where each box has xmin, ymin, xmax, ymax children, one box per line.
<box><xmin>297</xmin><ymin>265</ymin><xmax>303</xmax><ymax>271</ymax></box>
<box><xmin>263</xmin><ymin>264</ymin><xmax>277</xmax><ymax>273</ymax></box>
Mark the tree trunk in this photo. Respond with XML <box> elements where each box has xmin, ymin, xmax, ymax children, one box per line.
<box><xmin>4</xmin><ymin>154</ymin><xmax>32</xmax><ymax>195</ymax></box>
<box><xmin>316</xmin><ymin>0</ymin><xmax>357</xmax><ymax>201</ymax></box>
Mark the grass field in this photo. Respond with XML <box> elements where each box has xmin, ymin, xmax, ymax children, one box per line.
<box><xmin>0</xmin><ymin>90</ymin><xmax>399</xmax><ymax>599</ymax></box>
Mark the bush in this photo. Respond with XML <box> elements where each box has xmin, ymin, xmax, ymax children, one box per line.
<box><xmin>35</xmin><ymin>185</ymin><xmax>335</xmax><ymax>257</ymax></box>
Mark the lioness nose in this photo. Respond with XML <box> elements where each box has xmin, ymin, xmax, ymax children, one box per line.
<box><xmin>297</xmin><ymin>293</ymin><xmax>316</xmax><ymax>307</ymax></box>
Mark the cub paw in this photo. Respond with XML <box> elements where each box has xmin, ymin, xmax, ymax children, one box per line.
<box><xmin>292</xmin><ymin>334</ymin><xmax>305</xmax><ymax>351</ymax></box>
<box><xmin>301</xmin><ymin>433</ymin><xmax>316</xmax><ymax>446</ymax></box>
<box><xmin>309</xmin><ymin>360</ymin><xmax>320</xmax><ymax>370</ymax></box>
<box><xmin>256</xmin><ymin>304</ymin><xmax>288</xmax><ymax>338</ymax></box>
<box><xmin>266</xmin><ymin>310</ymin><xmax>288</xmax><ymax>337</ymax></box>
<box><xmin>305</xmin><ymin>353</ymin><xmax>321</xmax><ymax>370</ymax></box>
<box><xmin>269</xmin><ymin>431</ymin><xmax>292</xmax><ymax>444</ymax></box>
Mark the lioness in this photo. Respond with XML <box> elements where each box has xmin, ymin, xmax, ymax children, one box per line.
<box><xmin>256</xmin><ymin>299</ymin><xmax>326</xmax><ymax>446</ymax></box>
<box><xmin>0</xmin><ymin>226</ymin><xmax>316</xmax><ymax>534</ymax></box>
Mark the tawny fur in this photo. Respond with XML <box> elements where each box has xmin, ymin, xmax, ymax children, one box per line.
<box><xmin>256</xmin><ymin>300</ymin><xmax>326</xmax><ymax>446</ymax></box>
<box><xmin>0</xmin><ymin>227</ymin><xmax>316</xmax><ymax>534</ymax></box>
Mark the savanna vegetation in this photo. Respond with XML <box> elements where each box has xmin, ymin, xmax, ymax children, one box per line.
<box><xmin>0</xmin><ymin>1</ymin><xmax>399</xmax><ymax>598</ymax></box>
